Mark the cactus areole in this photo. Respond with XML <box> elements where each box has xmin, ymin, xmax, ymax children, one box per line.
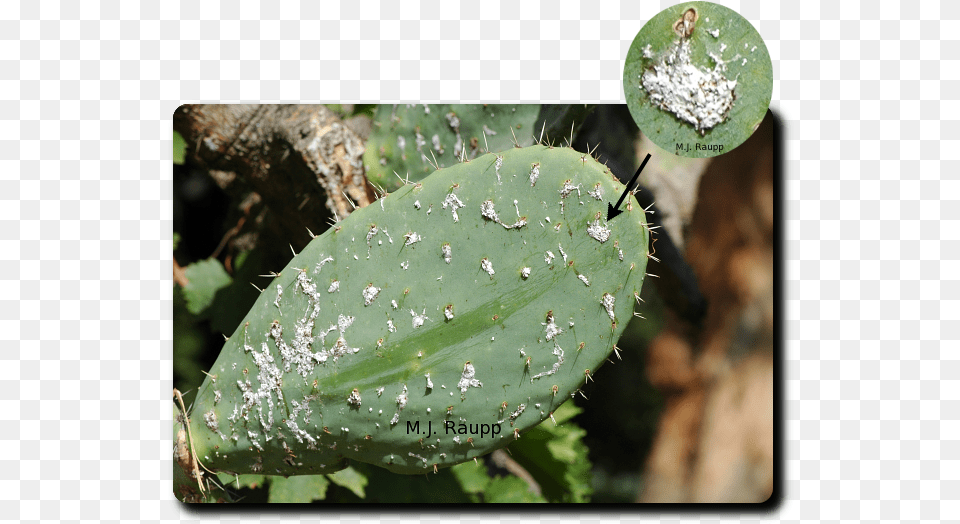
<box><xmin>180</xmin><ymin>145</ymin><xmax>649</xmax><ymax>476</ymax></box>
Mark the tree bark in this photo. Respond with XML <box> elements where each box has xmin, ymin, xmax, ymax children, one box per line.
<box><xmin>639</xmin><ymin>111</ymin><xmax>777</xmax><ymax>503</ymax></box>
<box><xmin>173</xmin><ymin>105</ymin><xmax>376</xmax><ymax>251</ymax></box>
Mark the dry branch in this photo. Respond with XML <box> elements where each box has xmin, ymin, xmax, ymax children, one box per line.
<box><xmin>173</xmin><ymin>105</ymin><xmax>376</xmax><ymax>249</ymax></box>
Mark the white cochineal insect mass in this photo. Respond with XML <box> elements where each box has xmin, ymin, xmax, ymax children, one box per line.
<box><xmin>640</xmin><ymin>37</ymin><xmax>737</xmax><ymax>134</ymax></box>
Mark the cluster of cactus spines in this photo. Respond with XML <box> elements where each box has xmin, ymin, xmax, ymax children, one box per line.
<box><xmin>179</xmin><ymin>144</ymin><xmax>649</xmax><ymax>480</ymax></box>
<box><xmin>363</xmin><ymin>104</ymin><xmax>542</xmax><ymax>187</ymax></box>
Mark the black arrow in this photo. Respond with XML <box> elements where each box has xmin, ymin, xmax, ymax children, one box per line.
<box><xmin>607</xmin><ymin>153</ymin><xmax>651</xmax><ymax>221</ymax></box>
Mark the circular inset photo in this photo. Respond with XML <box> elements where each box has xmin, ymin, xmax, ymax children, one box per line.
<box><xmin>623</xmin><ymin>2</ymin><xmax>772</xmax><ymax>158</ymax></box>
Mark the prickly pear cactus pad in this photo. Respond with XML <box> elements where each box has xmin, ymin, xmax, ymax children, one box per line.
<box><xmin>182</xmin><ymin>145</ymin><xmax>649</xmax><ymax>477</ymax></box>
<box><xmin>363</xmin><ymin>104</ymin><xmax>541</xmax><ymax>188</ymax></box>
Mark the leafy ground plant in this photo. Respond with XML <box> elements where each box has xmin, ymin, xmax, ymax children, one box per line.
<box><xmin>174</xmin><ymin>141</ymin><xmax>651</xmax><ymax>502</ymax></box>
<box><xmin>623</xmin><ymin>2</ymin><xmax>772</xmax><ymax>157</ymax></box>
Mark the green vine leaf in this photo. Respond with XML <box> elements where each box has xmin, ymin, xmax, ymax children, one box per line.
<box><xmin>484</xmin><ymin>476</ymin><xmax>548</xmax><ymax>503</ymax></box>
<box><xmin>173</xmin><ymin>130</ymin><xmax>186</xmax><ymax>165</ymax></box>
<box><xmin>353</xmin><ymin>463</ymin><xmax>472</xmax><ymax>503</ymax></box>
<box><xmin>327</xmin><ymin>466</ymin><xmax>369</xmax><ymax>499</ymax></box>
<box><xmin>450</xmin><ymin>461</ymin><xmax>490</xmax><ymax>497</ymax></box>
<box><xmin>181</xmin><ymin>258</ymin><xmax>232</xmax><ymax>316</ymax></box>
<box><xmin>507</xmin><ymin>402</ymin><xmax>593</xmax><ymax>502</ymax></box>
<box><xmin>218</xmin><ymin>473</ymin><xmax>266</xmax><ymax>491</ymax></box>
<box><xmin>206</xmin><ymin>249</ymin><xmax>263</xmax><ymax>336</ymax></box>
<box><xmin>267</xmin><ymin>475</ymin><xmax>330</xmax><ymax>503</ymax></box>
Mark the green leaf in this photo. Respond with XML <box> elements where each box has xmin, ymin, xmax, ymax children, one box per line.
<box><xmin>182</xmin><ymin>258</ymin><xmax>232</xmax><ymax>316</ymax></box>
<box><xmin>350</xmin><ymin>462</ymin><xmax>473</xmax><ymax>503</ymax></box>
<box><xmin>623</xmin><ymin>2</ymin><xmax>772</xmax><ymax>157</ymax></box>
<box><xmin>548</xmin><ymin>400</ymin><xmax>581</xmax><ymax>425</ymax></box>
<box><xmin>351</xmin><ymin>104</ymin><xmax>377</xmax><ymax>118</ymax></box>
<box><xmin>207</xmin><ymin>249</ymin><xmax>264</xmax><ymax>336</ymax></box>
<box><xmin>484</xmin><ymin>475</ymin><xmax>547</xmax><ymax>503</ymax></box>
<box><xmin>450</xmin><ymin>460</ymin><xmax>490</xmax><ymax>495</ymax></box>
<box><xmin>173</xmin><ymin>130</ymin><xmax>187</xmax><ymax>165</ymax></box>
<box><xmin>173</xmin><ymin>285</ymin><xmax>206</xmax><ymax>393</ymax></box>
<box><xmin>173</xmin><ymin>232</ymin><xmax>181</xmax><ymax>252</ymax></box>
<box><xmin>216</xmin><ymin>473</ymin><xmax>266</xmax><ymax>491</ymax></box>
<box><xmin>507</xmin><ymin>402</ymin><xmax>593</xmax><ymax>502</ymax></box>
<box><xmin>267</xmin><ymin>475</ymin><xmax>330</xmax><ymax>503</ymax></box>
<box><xmin>327</xmin><ymin>466</ymin><xmax>368</xmax><ymax>499</ymax></box>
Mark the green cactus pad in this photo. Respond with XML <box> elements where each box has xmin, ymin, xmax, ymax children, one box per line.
<box><xmin>183</xmin><ymin>145</ymin><xmax>649</xmax><ymax>477</ymax></box>
<box><xmin>364</xmin><ymin>104</ymin><xmax>541</xmax><ymax>188</ymax></box>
